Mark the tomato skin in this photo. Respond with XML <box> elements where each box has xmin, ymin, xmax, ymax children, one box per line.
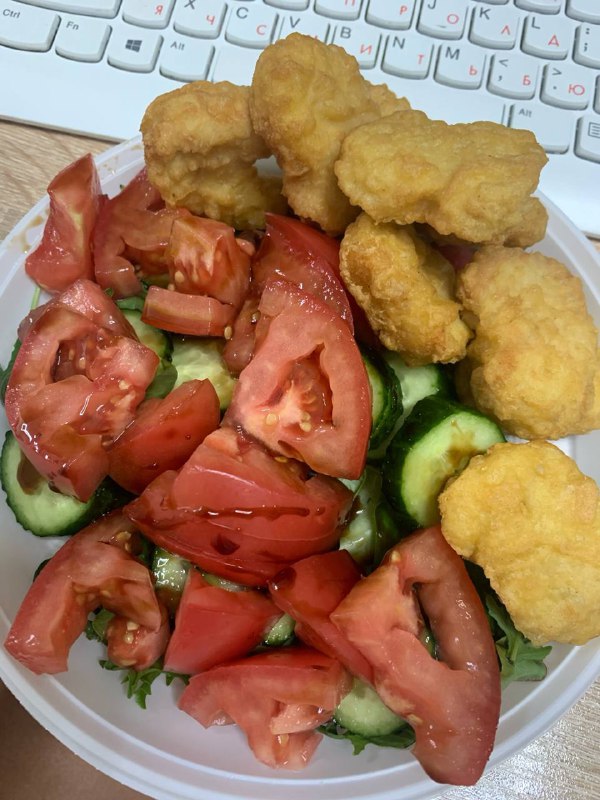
<box><xmin>106</xmin><ymin>602</ymin><xmax>171</xmax><ymax>671</ymax></box>
<box><xmin>163</xmin><ymin>569</ymin><xmax>280</xmax><ymax>674</ymax></box>
<box><xmin>4</xmin><ymin>512</ymin><xmax>161</xmax><ymax>675</ymax></box>
<box><xmin>142</xmin><ymin>286</ymin><xmax>236</xmax><ymax>337</ymax></box>
<box><xmin>165</xmin><ymin>215</ymin><xmax>252</xmax><ymax>309</ymax></box>
<box><xmin>93</xmin><ymin>168</ymin><xmax>184</xmax><ymax>298</ymax></box>
<box><xmin>331</xmin><ymin>525</ymin><xmax>501</xmax><ymax>786</ymax></box>
<box><xmin>6</xmin><ymin>283</ymin><xmax>159</xmax><ymax>500</ymax></box>
<box><xmin>108</xmin><ymin>379</ymin><xmax>220</xmax><ymax>494</ymax></box>
<box><xmin>225</xmin><ymin>279</ymin><xmax>371</xmax><ymax>480</ymax></box>
<box><xmin>125</xmin><ymin>427</ymin><xmax>352</xmax><ymax>586</ymax></box>
<box><xmin>178</xmin><ymin>646</ymin><xmax>351</xmax><ymax>769</ymax></box>
<box><xmin>269</xmin><ymin>551</ymin><xmax>373</xmax><ymax>684</ymax></box>
<box><xmin>25</xmin><ymin>154</ymin><xmax>102</xmax><ymax>294</ymax></box>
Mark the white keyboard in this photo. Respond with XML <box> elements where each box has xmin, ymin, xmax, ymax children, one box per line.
<box><xmin>1</xmin><ymin>0</ymin><xmax>599</xmax><ymax>236</ymax></box>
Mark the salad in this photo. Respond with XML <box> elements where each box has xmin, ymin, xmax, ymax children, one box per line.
<box><xmin>3</xmin><ymin>141</ymin><xmax>592</xmax><ymax>796</ymax></box>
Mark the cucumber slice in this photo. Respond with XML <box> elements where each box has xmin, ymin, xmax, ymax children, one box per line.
<box><xmin>202</xmin><ymin>572</ymin><xmax>249</xmax><ymax>592</ymax></box>
<box><xmin>384</xmin><ymin>351</ymin><xmax>451</xmax><ymax>419</ymax></box>
<box><xmin>171</xmin><ymin>337</ymin><xmax>237</xmax><ymax>411</ymax></box>
<box><xmin>0</xmin><ymin>431</ymin><xmax>129</xmax><ymax>537</ymax></box>
<box><xmin>361</xmin><ymin>348</ymin><xmax>402</xmax><ymax>452</ymax></box>
<box><xmin>121</xmin><ymin>307</ymin><xmax>172</xmax><ymax>360</ymax></box>
<box><xmin>335</xmin><ymin>677</ymin><xmax>405</xmax><ymax>737</ymax></box>
<box><xmin>383</xmin><ymin>396</ymin><xmax>505</xmax><ymax>531</ymax></box>
<box><xmin>339</xmin><ymin>466</ymin><xmax>384</xmax><ymax>567</ymax></box>
<box><xmin>262</xmin><ymin>613</ymin><xmax>296</xmax><ymax>647</ymax></box>
<box><xmin>152</xmin><ymin>547</ymin><xmax>190</xmax><ymax>613</ymax></box>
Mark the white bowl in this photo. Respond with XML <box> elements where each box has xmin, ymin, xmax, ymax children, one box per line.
<box><xmin>0</xmin><ymin>137</ymin><xmax>599</xmax><ymax>800</ymax></box>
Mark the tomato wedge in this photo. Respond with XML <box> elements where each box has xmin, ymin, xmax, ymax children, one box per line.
<box><xmin>125</xmin><ymin>427</ymin><xmax>352</xmax><ymax>586</ymax></box>
<box><xmin>225</xmin><ymin>279</ymin><xmax>371</xmax><ymax>479</ymax></box>
<box><xmin>178</xmin><ymin>647</ymin><xmax>351</xmax><ymax>769</ymax></box>
<box><xmin>142</xmin><ymin>286</ymin><xmax>236</xmax><ymax>337</ymax></box>
<box><xmin>6</xmin><ymin>284</ymin><xmax>159</xmax><ymax>500</ymax></box>
<box><xmin>93</xmin><ymin>168</ymin><xmax>184</xmax><ymax>297</ymax></box>
<box><xmin>165</xmin><ymin>215</ymin><xmax>253</xmax><ymax>309</ymax></box>
<box><xmin>269</xmin><ymin>551</ymin><xmax>374</xmax><ymax>683</ymax></box>
<box><xmin>4</xmin><ymin>512</ymin><xmax>162</xmax><ymax>674</ymax></box>
<box><xmin>108</xmin><ymin>379</ymin><xmax>220</xmax><ymax>494</ymax></box>
<box><xmin>331</xmin><ymin>525</ymin><xmax>501</xmax><ymax>786</ymax></box>
<box><xmin>106</xmin><ymin>602</ymin><xmax>171</xmax><ymax>671</ymax></box>
<box><xmin>163</xmin><ymin>569</ymin><xmax>280</xmax><ymax>674</ymax></box>
<box><xmin>25</xmin><ymin>154</ymin><xmax>102</xmax><ymax>294</ymax></box>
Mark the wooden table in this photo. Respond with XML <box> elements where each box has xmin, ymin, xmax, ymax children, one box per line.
<box><xmin>0</xmin><ymin>118</ymin><xmax>598</xmax><ymax>800</ymax></box>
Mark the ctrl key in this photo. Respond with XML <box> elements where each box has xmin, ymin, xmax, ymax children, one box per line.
<box><xmin>0</xmin><ymin>1</ymin><xmax>59</xmax><ymax>51</ymax></box>
<box><xmin>575</xmin><ymin>115</ymin><xmax>600</xmax><ymax>163</ymax></box>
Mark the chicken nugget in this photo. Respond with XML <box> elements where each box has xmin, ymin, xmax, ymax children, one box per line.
<box><xmin>249</xmin><ymin>33</ymin><xmax>410</xmax><ymax>235</ymax></box>
<box><xmin>339</xmin><ymin>213</ymin><xmax>470</xmax><ymax>365</ymax></box>
<box><xmin>334</xmin><ymin>110</ymin><xmax>548</xmax><ymax>247</ymax></box>
<box><xmin>439</xmin><ymin>440</ymin><xmax>600</xmax><ymax>645</ymax></box>
<box><xmin>141</xmin><ymin>81</ymin><xmax>286</xmax><ymax>230</ymax></box>
<box><xmin>455</xmin><ymin>246</ymin><xmax>599</xmax><ymax>440</ymax></box>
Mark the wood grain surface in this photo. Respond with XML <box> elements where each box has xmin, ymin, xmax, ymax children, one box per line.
<box><xmin>0</xmin><ymin>118</ymin><xmax>598</xmax><ymax>800</ymax></box>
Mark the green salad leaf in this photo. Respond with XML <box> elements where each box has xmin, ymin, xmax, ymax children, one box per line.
<box><xmin>319</xmin><ymin>719</ymin><xmax>415</xmax><ymax>756</ymax></box>
<box><xmin>99</xmin><ymin>659</ymin><xmax>190</xmax><ymax>710</ymax></box>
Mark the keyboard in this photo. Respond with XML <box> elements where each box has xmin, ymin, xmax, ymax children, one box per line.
<box><xmin>0</xmin><ymin>0</ymin><xmax>599</xmax><ymax>237</ymax></box>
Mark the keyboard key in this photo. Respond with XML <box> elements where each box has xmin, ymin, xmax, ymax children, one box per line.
<box><xmin>575</xmin><ymin>115</ymin><xmax>600</xmax><ymax>161</ymax></box>
<box><xmin>0</xmin><ymin>1</ymin><xmax>58</xmax><ymax>50</ymax></box>
<box><xmin>522</xmin><ymin>15</ymin><xmax>572</xmax><ymax>59</ymax></box>
<box><xmin>541</xmin><ymin>63</ymin><xmax>594</xmax><ymax>109</ymax></box>
<box><xmin>107</xmin><ymin>27</ymin><xmax>162</xmax><ymax>70</ymax></box>
<box><xmin>314</xmin><ymin>0</ymin><xmax>363</xmax><ymax>21</ymax></box>
<box><xmin>365</xmin><ymin>0</ymin><xmax>417</xmax><ymax>30</ymax></box>
<box><xmin>279</xmin><ymin>13</ymin><xmax>329</xmax><ymax>41</ymax></box>
<box><xmin>574</xmin><ymin>24</ymin><xmax>600</xmax><ymax>68</ymax></box>
<box><xmin>509</xmin><ymin>102</ymin><xmax>573</xmax><ymax>152</ymax></box>
<box><xmin>332</xmin><ymin>23</ymin><xmax>380</xmax><ymax>68</ymax></box>
<box><xmin>55</xmin><ymin>15</ymin><xmax>110</xmax><ymax>60</ymax></box>
<box><xmin>211</xmin><ymin>43</ymin><xmax>261</xmax><ymax>81</ymax></box>
<box><xmin>488</xmin><ymin>53</ymin><xmax>539</xmax><ymax>99</ymax></box>
<box><xmin>382</xmin><ymin>33</ymin><xmax>433</xmax><ymax>79</ymax></box>
<box><xmin>15</xmin><ymin>0</ymin><xmax>119</xmax><ymax>17</ymax></box>
<box><xmin>160</xmin><ymin>34</ymin><xmax>213</xmax><ymax>79</ymax></box>
<box><xmin>226</xmin><ymin>4</ymin><xmax>278</xmax><ymax>48</ymax></box>
<box><xmin>469</xmin><ymin>5</ymin><xmax>520</xmax><ymax>49</ymax></box>
<box><xmin>173</xmin><ymin>0</ymin><xmax>226</xmax><ymax>38</ymax></box>
<box><xmin>417</xmin><ymin>1</ymin><xmax>468</xmax><ymax>40</ymax></box>
<box><xmin>515</xmin><ymin>0</ymin><xmax>561</xmax><ymax>12</ymax></box>
<box><xmin>410</xmin><ymin>85</ymin><xmax>507</xmax><ymax>124</ymax></box>
<box><xmin>566</xmin><ymin>0</ymin><xmax>600</xmax><ymax>23</ymax></box>
<box><xmin>122</xmin><ymin>0</ymin><xmax>175</xmax><ymax>28</ymax></box>
<box><xmin>265</xmin><ymin>0</ymin><xmax>309</xmax><ymax>8</ymax></box>
<box><xmin>435</xmin><ymin>43</ymin><xmax>486</xmax><ymax>89</ymax></box>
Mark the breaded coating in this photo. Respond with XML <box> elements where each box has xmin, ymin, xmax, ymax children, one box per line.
<box><xmin>439</xmin><ymin>440</ymin><xmax>600</xmax><ymax>646</ymax></box>
<box><xmin>249</xmin><ymin>33</ymin><xmax>410</xmax><ymax>235</ymax></box>
<box><xmin>339</xmin><ymin>213</ymin><xmax>470</xmax><ymax>365</ymax></box>
<box><xmin>141</xmin><ymin>81</ymin><xmax>286</xmax><ymax>230</ymax></box>
<box><xmin>334</xmin><ymin>110</ymin><xmax>548</xmax><ymax>247</ymax></box>
<box><xmin>455</xmin><ymin>246</ymin><xmax>599</xmax><ymax>440</ymax></box>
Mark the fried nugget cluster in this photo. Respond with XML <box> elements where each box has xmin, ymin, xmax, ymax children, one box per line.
<box><xmin>141</xmin><ymin>81</ymin><xmax>286</xmax><ymax>230</ymax></box>
<box><xmin>340</xmin><ymin>214</ymin><xmax>470</xmax><ymax>365</ymax></box>
<box><xmin>439</xmin><ymin>441</ymin><xmax>600</xmax><ymax>646</ymax></box>
<box><xmin>455</xmin><ymin>246</ymin><xmax>600</xmax><ymax>440</ymax></box>
<box><xmin>335</xmin><ymin>110</ymin><xmax>548</xmax><ymax>247</ymax></box>
<box><xmin>249</xmin><ymin>33</ymin><xmax>410</xmax><ymax>235</ymax></box>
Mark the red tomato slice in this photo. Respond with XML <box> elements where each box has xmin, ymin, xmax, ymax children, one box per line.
<box><xmin>163</xmin><ymin>569</ymin><xmax>280</xmax><ymax>674</ymax></box>
<box><xmin>331</xmin><ymin>525</ymin><xmax>501</xmax><ymax>787</ymax></box>
<box><xmin>4</xmin><ymin>512</ymin><xmax>162</xmax><ymax>675</ymax></box>
<box><xmin>93</xmin><ymin>168</ymin><xmax>183</xmax><ymax>297</ymax></box>
<box><xmin>254</xmin><ymin>214</ymin><xmax>353</xmax><ymax>330</ymax></box>
<box><xmin>125</xmin><ymin>427</ymin><xmax>352</xmax><ymax>586</ymax></box>
<box><xmin>165</xmin><ymin>215</ymin><xmax>252</xmax><ymax>309</ymax></box>
<box><xmin>6</xmin><ymin>292</ymin><xmax>159</xmax><ymax>500</ymax></box>
<box><xmin>25</xmin><ymin>154</ymin><xmax>102</xmax><ymax>294</ymax></box>
<box><xmin>108</xmin><ymin>379</ymin><xmax>220</xmax><ymax>494</ymax></box>
<box><xmin>269</xmin><ymin>551</ymin><xmax>373</xmax><ymax>684</ymax></box>
<box><xmin>178</xmin><ymin>647</ymin><xmax>351</xmax><ymax>769</ymax></box>
<box><xmin>221</xmin><ymin>287</ymin><xmax>262</xmax><ymax>376</ymax></box>
<box><xmin>106</xmin><ymin>602</ymin><xmax>171</xmax><ymax>671</ymax></box>
<box><xmin>142</xmin><ymin>286</ymin><xmax>236</xmax><ymax>337</ymax></box>
<box><xmin>225</xmin><ymin>279</ymin><xmax>371</xmax><ymax>479</ymax></box>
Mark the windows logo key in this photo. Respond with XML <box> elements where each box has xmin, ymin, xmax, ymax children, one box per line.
<box><xmin>125</xmin><ymin>39</ymin><xmax>143</xmax><ymax>53</ymax></box>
